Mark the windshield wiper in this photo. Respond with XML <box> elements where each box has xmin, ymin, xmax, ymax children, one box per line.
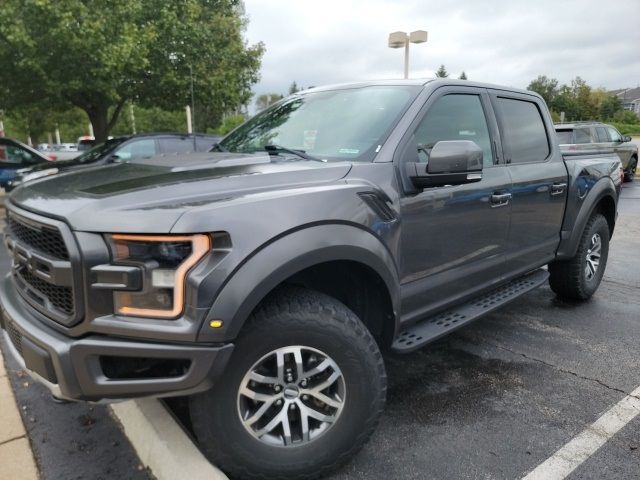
<box><xmin>263</xmin><ymin>144</ymin><xmax>326</xmax><ymax>162</ymax></box>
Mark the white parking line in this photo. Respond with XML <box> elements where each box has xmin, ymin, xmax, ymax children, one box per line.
<box><xmin>522</xmin><ymin>385</ymin><xmax>640</xmax><ymax>480</ymax></box>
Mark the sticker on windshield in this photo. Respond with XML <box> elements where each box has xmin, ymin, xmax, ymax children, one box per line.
<box><xmin>303</xmin><ymin>130</ymin><xmax>317</xmax><ymax>150</ymax></box>
<box><xmin>338</xmin><ymin>148</ymin><xmax>360</xmax><ymax>154</ymax></box>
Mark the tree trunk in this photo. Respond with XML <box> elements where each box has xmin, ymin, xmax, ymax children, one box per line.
<box><xmin>84</xmin><ymin>99</ymin><xmax>126</xmax><ymax>144</ymax></box>
<box><xmin>86</xmin><ymin>106</ymin><xmax>109</xmax><ymax>144</ymax></box>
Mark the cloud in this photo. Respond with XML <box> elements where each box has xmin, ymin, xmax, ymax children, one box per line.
<box><xmin>243</xmin><ymin>0</ymin><xmax>640</xmax><ymax>102</ymax></box>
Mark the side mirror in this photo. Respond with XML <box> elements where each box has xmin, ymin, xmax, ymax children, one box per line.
<box><xmin>108</xmin><ymin>154</ymin><xmax>124</xmax><ymax>163</ymax></box>
<box><xmin>623</xmin><ymin>135</ymin><xmax>632</xmax><ymax>143</ymax></box>
<box><xmin>406</xmin><ymin>140</ymin><xmax>483</xmax><ymax>189</ymax></box>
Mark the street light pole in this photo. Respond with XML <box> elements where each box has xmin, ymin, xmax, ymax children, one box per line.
<box><xmin>388</xmin><ymin>30</ymin><xmax>428</xmax><ymax>79</ymax></box>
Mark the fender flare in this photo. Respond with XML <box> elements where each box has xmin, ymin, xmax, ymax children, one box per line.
<box><xmin>556</xmin><ymin>178</ymin><xmax>617</xmax><ymax>260</ymax></box>
<box><xmin>197</xmin><ymin>223</ymin><xmax>400</xmax><ymax>342</ymax></box>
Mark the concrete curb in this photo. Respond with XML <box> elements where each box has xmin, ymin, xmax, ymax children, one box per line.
<box><xmin>110</xmin><ymin>398</ymin><xmax>228</xmax><ymax>480</ymax></box>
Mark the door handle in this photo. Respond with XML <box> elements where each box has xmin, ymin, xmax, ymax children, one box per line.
<box><xmin>490</xmin><ymin>192</ymin><xmax>512</xmax><ymax>207</ymax></box>
<box><xmin>551</xmin><ymin>183</ymin><xmax>567</xmax><ymax>196</ymax></box>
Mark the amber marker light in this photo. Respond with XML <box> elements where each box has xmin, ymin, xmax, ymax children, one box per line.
<box><xmin>109</xmin><ymin>234</ymin><xmax>211</xmax><ymax>319</ymax></box>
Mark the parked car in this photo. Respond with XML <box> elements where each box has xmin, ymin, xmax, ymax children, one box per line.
<box><xmin>0</xmin><ymin>137</ymin><xmax>55</xmax><ymax>189</ymax></box>
<box><xmin>6</xmin><ymin>132</ymin><xmax>221</xmax><ymax>191</ymax></box>
<box><xmin>55</xmin><ymin>143</ymin><xmax>78</xmax><ymax>152</ymax></box>
<box><xmin>555</xmin><ymin>121</ymin><xmax>638</xmax><ymax>181</ymax></box>
<box><xmin>76</xmin><ymin>135</ymin><xmax>95</xmax><ymax>152</ymax></box>
<box><xmin>1</xmin><ymin>79</ymin><xmax>621</xmax><ymax>480</ymax></box>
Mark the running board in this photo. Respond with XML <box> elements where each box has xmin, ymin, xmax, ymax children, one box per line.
<box><xmin>392</xmin><ymin>269</ymin><xmax>549</xmax><ymax>353</ymax></box>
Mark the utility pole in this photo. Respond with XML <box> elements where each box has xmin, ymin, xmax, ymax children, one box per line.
<box><xmin>55</xmin><ymin>124</ymin><xmax>61</xmax><ymax>144</ymax></box>
<box><xmin>189</xmin><ymin>64</ymin><xmax>196</xmax><ymax>150</ymax></box>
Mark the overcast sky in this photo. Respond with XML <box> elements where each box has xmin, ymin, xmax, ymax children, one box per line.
<box><xmin>243</xmin><ymin>0</ymin><xmax>640</xmax><ymax>100</ymax></box>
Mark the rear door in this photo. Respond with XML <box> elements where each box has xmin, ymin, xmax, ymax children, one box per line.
<box><xmin>489</xmin><ymin>91</ymin><xmax>568</xmax><ymax>276</ymax></box>
<box><xmin>398</xmin><ymin>86</ymin><xmax>512</xmax><ymax>320</ymax></box>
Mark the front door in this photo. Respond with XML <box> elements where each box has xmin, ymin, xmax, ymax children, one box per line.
<box><xmin>398</xmin><ymin>87</ymin><xmax>512</xmax><ymax>322</ymax></box>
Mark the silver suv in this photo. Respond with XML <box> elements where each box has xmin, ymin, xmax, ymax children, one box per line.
<box><xmin>555</xmin><ymin>122</ymin><xmax>638</xmax><ymax>181</ymax></box>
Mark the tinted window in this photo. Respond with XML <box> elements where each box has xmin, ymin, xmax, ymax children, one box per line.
<box><xmin>413</xmin><ymin>94</ymin><xmax>493</xmax><ymax>166</ymax></box>
<box><xmin>607</xmin><ymin>127</ymin><xmax>622</xmax><ymax>143</ymax></box>
<box><xmin>595</xmin><ymin>127</ymin><xmax>609</xmax><ymax>143</ymax></box>
<box><xmin>556</xmin><ymin>130</ymin><xmax>573</xmax><ymax>144</ymax></box>
<box><xmin>116</xmin><ymin>139</ymin><xmax>157</xmax><ymax>160</ymax></box>
<box><xmin>574</xmin><ymin>128</ymin><xmax>593</xmax><ymax>144</ymax></box>
<box><xmin>196</xmin><ymin>137</ymin><xmax>218</xmax><ymax>152</ymax></box>
<box><xmin>496</xmin><ymin>98</ymin><xmax>549</xmax><ymax>163</ymax></box>
<box><xmin>159</xmin><ymin>137</ymin><xmax>194</xmax><ymax>154</ymax></box>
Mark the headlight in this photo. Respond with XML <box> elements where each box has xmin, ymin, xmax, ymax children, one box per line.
<box><xmin>107</xmin><ymin>234</ymin><xmax>211</xmax><ymax>318</ymax></box>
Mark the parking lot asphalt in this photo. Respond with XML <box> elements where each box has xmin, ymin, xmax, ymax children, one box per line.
<box><xmin>0</xmin><ymin>180</ymin><xmax>638</xmax><ymax>480</ymax></box>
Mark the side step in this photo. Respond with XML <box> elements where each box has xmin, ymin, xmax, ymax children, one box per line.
<box><xmin>391</xmin><ymin>269</ymin><xmax>549</xmax><ymax>353</ymax></box>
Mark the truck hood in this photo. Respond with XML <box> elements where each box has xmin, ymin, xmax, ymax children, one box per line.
<box><xmin>9</xmin><ymin>153</ymin><xmax>352</xmax><ymax>232</ymax></box>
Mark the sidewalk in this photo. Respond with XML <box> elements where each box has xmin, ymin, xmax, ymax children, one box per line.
<box><xmin>0</xmin><ymin>346</ymin><xmax>39</xmax><ymax>480</ymax></box>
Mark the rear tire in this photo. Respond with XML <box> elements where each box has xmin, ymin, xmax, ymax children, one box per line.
<box><xmin>624</xmin><ymin>156</ymin><xmax>637</xmax><ymax>182</ymax></box>
<box><xmin>189</xmin><ymin>286</ymin><xmax>386</xmax><ymax>480</ymax></box>
<box><xmin>548</xmin><ymin>213</ymin><xmax>609</xmax><ymax>300</ymax></box>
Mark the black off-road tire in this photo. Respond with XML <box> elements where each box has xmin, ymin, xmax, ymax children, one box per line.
<box><xmin>624</xmin><ymin>156</ymin><xmax>637</xmax><ymax>182</ymax></box>
<box><xmin>189</xmin><ymin>286</ymin><xmax>387</xmax><ymax>480</ymax></box>
<box><xmin>548</xmin><ymin>213</ymin><xmax>610</xmax><ymax>300</ymax></box>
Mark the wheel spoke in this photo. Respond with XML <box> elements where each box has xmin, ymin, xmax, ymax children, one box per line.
<box><xmin>243</xmin><ymin>398</ymin><xmax>276</xmax><ymax>427</ymax></box>
<box><xmin>304</xmin><ymin>389</ymin><xmax>342</xmax><ymax>409</ymax></box>
<box><xmin>248</xmin><ymin>371</ymin><xmax>279</xmax><ymax>385</ymax></box>
<box><xmin>240</xmin><ymin>385</ymin><xmax>274</xmax><ymax>403</ymax></box>
<box><xmin>303</xmin><ymin>358</ymin><xmax>331</xmax><ymax>378</ymax></box>
<box><xmin>276</xmin><ymin>350</ymin><xmax>285</xmax><ymax>383</ymax></box>
<box><xmin>293</xmin><ymin>348</ymin><xmax>305</xmax><ymax>382</ymax></box>
<box><xmin>300</xmin><ymin>403</ymin><xmax>337</xmax><ymax>424</ymax></box>
<box><xmin>281</xmin><ymin>408</ymin><xmax>293</xmax><ymax>445</ymax></box>
<box><xmin>311</xmin><ymin>370</ymin><xmax>341</xmax><ymax>393</ymax></box>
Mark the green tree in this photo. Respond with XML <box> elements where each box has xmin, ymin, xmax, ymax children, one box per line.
<box><xmin>435</xmin><ymin>65</ymin><xmax>449</xmax><ymax>78</ymax></box>
<box><xmin>459</xmin><ymin>71</ymin><xmax>467</xmax><ymax>80</ymax></box>
<box><xmin>598</xmin><ymin>94</ymin><xmax>622</xmax><ymax>120</ymax></box>
<box><xmin>215</xmin><ymin>114</ymin><xmax>246</xmax><ymax>135</ymax></box>
<box><xmin>255</xmin><ymin>93</ymin><xmax>284</xmax><ymax>111</ymax></box>
<box><xmin>527</xmin><ymin>75</ymin><xmax>559</xmax><ymax>107</ymax></box>
<box><xmin>0</xmin><ymin>0</ymin><xmax>264</xmax><ymax>142</ymax></box>
<box><xmin>571</xmin><ymin>77</ymin><xmax>597</xmax><ymax>120</ymax></box>
<box><xmin>613</xmin><ymin>110</ymin><xmax>639</xmax><ymax>124</ymax></box>
<box><xmin>289</xmin><ymin>82</ymin><xmax>300</xmax><ymax>95</ymax></box>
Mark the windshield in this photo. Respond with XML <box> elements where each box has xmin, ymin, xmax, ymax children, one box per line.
<box><xmin>220</xmin><ymin>85</ymin><xmax>421</xmax><ymax>162</ymax></box>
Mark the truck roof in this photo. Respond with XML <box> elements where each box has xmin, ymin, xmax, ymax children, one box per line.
<box><xmin>301</xmin><ymin>78</ymin><xmax>539</xmax><ymax>98</ymax></box>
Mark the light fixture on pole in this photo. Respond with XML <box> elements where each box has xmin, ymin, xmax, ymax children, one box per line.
<box><xmin>388</xmin><ymin>30</ymin><xmax>428</xmax><ymax>79</ymax></box>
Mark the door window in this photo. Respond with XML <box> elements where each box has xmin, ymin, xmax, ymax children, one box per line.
<box><xmin>413</xmin><ymin>94</ymin><xmax>493</xmax><ymax>166</ymax></box>
<box><xmin>0</xmin><ymin>143</ymin><xmax>34</xmax><ymax>165</ymax></box>
<box><xmin>574</xmin><ymin>128</ymin><xmax>594</xmax><ymax>144</ymax></box>
<box><xmin>606</xmin><ymin>127</ymin><xmax>622</xmax><ymax>143</ymax></box>
<box><xmin>496</xmin><ymin>98</ymin><xmax>550</xmax><ymax>163</ymax></box>
<box><xmin>115</xmin><ymin>139</ymin><xmax>157</xmax><ymax>160</ymax></box>
<box><xmin>595</xmin><ymin>127</ymin><xmax>609</xmax><ymax>143</ymax></box>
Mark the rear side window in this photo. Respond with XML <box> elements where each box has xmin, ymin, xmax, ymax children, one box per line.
<box><xmin>555</xmin><ymin>130</ymin><xmax>573</xmax><ymax>144</ymax></box>
<box><xmin>607</xmin><ymin>127</ymin><xmax>622</xmax><ymax>143</ymax></box>
<box><xmin>496</xmin><ymin>98</ymin><xmax>550</xmax><ymax>164</ymax></box>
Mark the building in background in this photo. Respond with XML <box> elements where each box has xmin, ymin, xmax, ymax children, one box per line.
<box><xmin>610</xmin><ymin>87</ymin><xmax>640</xmax><ymax>116</ymax></box>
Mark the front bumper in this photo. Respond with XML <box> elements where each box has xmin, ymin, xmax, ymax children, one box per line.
<box><xmin>0</xmin><ymin>275</ymin><xmax>233</xmax><ymax>402</ymax></box>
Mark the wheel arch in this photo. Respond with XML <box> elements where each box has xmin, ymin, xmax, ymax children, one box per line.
<box><xmin>556</xmin><ymin>179</ymin><xmax>617</xmax><ymax>260</ymax></box>
<box><xmin>199</xmin><ymin>224</ymin><xmax>400</xmax><ymax>346</ymax></box>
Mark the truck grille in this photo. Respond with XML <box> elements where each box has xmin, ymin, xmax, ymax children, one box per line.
<box><xmin>5</xmin><ymin>208</ymin><xmax>81</xmax><ymax>326</ymax></box>
<box><xmin>7</xmin><ymin>216</ymin><xmax>69</xmax><ymax>260</ymax></box>
<box><xmin>15</xmin><ymin>268</ymin><xmax>75</xmax><ymax>316</ymax></box>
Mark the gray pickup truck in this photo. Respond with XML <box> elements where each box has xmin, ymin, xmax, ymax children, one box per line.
<box><xmin>1</xmin><ymin>79</ymin><xmax>622</xmax><ymax>479</ymax></box>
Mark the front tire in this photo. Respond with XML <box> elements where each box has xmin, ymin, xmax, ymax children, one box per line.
<box><xmin>548</xmin><ymin>213</ymin><xmax>610</xmax><ymax>300</ymax></box>
<box><xmin>189</xmin><ymin>286</ymin><xmax>387</xmax><ymax>480</ymax></box>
